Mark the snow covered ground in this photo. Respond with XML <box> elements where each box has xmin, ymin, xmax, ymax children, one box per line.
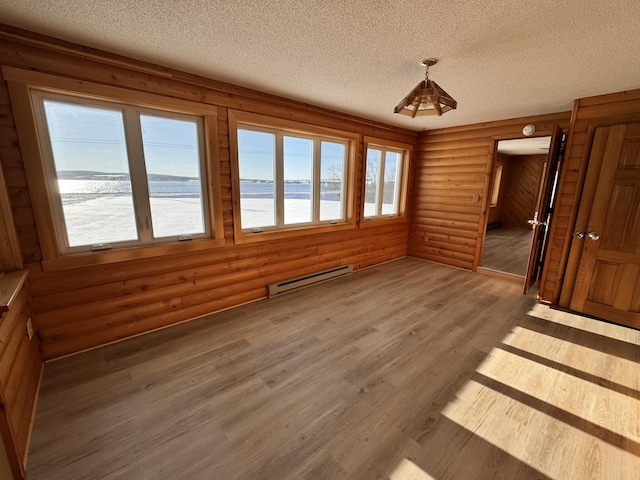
<box><xmin>239</xmin><ymin>198</ymin><xmax>344</xmax><ymax>229</ymax></box>
<box><xmin>62</xmin><ymin>196</ymin><xmax>368</xmax><ymax>246</ymax></box>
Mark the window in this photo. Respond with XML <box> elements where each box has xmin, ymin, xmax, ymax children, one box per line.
<box><xmin>490</xmin><ymin>163</ymin><xmax>504</xmax><ymax>207</ymax></box>
<box><xmin>229</xmin><ymin>111</ymin><xmax>357</xmax><ymax>242</ymax></box>
<box><xmin>31</xmin><ymin>92</ymin><xmax>211</xmax><ymax>253</ymax></box>
<box><xmin>3</xmin><ymin>66</ymin><xmax>224</xmax><ymax>268</ymax></box>
<box><xmin>363</xmin><ymin>138</ymin><xmax>411</xmax><ymax>221</ymax></box>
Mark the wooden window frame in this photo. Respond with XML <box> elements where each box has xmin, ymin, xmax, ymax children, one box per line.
<box><xmin>3</xmin><ymin>66</ymin><xmax>224</xmax><ymax>271</ymax></box>
<box><xmin>361</xmin><ymin>137</ymin><xmax>411</xmax><ymax>226</ymax></box>
<box><xmin>228</xmin><ymin>110</ymin><xmax>358</xmax><ymax>244</ymax></box>
<box><xmin>489</xmin><ymin>163</ymin><xmax>504</xmax><ymax>207</ymax></box>
<box><xmin>31</xmin><ymin>91</ymin><xmax>213</xmax><ymax>253</ymax></box>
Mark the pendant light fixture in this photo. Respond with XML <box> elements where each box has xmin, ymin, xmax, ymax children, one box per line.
<box><xmin>394</xmin><ymin>58</ymin><xmax>457</xmax><ymax>117</ymax></box>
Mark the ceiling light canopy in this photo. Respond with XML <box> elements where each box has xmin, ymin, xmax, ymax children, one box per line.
<box><xmin>394</xmin><ymin>58</ymin><xmax>457</xmax><ymax>118</ymax></box>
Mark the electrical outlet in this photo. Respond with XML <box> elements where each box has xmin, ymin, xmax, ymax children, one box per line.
<box><xmin>26</xmin><ymin>318</ymin><xmax>34</xmax><ymax>340</ymax></box>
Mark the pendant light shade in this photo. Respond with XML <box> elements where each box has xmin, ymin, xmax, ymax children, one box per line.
<box><xmin>394</xmin><ymin>59</ymin><xmax>457</xmax><ymax>118</ymax></box>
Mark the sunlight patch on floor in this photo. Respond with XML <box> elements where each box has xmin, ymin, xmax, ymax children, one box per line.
<box><xmin>477</xmin><ymin>347</ymin><xmax>638</xmax><ymax>440</ymax></box>
<box><xmin>442</xmin><ymin>377</ymin><xmax>640</xmax><ymax>479</ymax></box>
<box><xmin>503</xmin><ymin>325</ymin><xmax>639</xmax><ymax>391</ymax></box>
<box><xmin>442</xmin><ymin>306</ymin><xmax>640</xmax><ymax>478</ymax></box>
<box><xmin>526</xmin><ymin>303</ymin><xmax>640</xmax><ymax>346</ymax></box>
<box><xmin>388</xmin><ymin>458</ymin><xmax>436</xmax><ymax>480</ymax></box>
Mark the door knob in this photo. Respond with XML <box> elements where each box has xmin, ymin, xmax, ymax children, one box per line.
<box><xmin>588</xmin><ymin>231</ymin><xmax>600</xmax><ymax>241</ymax></box>
<box><xmin>574</xmin><ymin>231</ymin><xmax>586</xmax><ymax>239</ymax></box>
<box><xmin>528</xmin><ymin>219</ymin><xmax>547</xmax><ymax>227</ymax></box>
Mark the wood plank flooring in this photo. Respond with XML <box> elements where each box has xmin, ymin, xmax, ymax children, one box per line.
<box><xmin>481</xmin><ymin>227</ymin><xmax>533</xmax><ymax>276</ymax></box>
<box><xmin>26</xmin><ymin>258</ymin><xmax>640</xmax><ymax>479</ymax></box>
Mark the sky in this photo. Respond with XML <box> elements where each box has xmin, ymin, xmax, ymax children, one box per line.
<box><xmin>43</xmin><ymin>99</ymin><xmax>347</xmax><ymax>182</ymax></box>
<box><xmin>237</xmin><ymin>129</ymin><xmax>346</xmax><ymax>181</ymax></box>
<box><xmin>44</xmin><ymin>100</ymin><xmax>202</xmax><ymax>178</ymax></box>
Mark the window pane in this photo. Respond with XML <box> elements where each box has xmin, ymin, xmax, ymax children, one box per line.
<box><xmin>284</xmin><ymin>136</ymin><xmax>313</xmax><ymax>224</ymax></box>
<box><xmin>320</xmin><ymin>141</ymin><xmax>345</xmax><ymax>221</ymax></box>
<box><xmin>140</xmin><ymin>115</ymin><xmax>205</xmax><ymax>238</ymax></box>
<box><xmin>364</xmin><ymin>148</ymin><xmax>382</xmax><ymax>217</ymax></box>
<box><xmin>237</xmin><ymin>129</ymin><xmax>275</xmax><ymax>229</ymax></box>
<box><xmin>382</xmin><ymin>151</ymin><xmax>402</xmax><ymax>215</ymax></box>
<box><xmin>43</xmin><ymin>100</ymin><xmax>137</xmax><ymax>247</ymax></box>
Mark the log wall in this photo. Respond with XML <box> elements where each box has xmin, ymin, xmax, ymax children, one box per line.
<box><xmin>410</xmin><ymin>113</ymin><xmax>571</xmax><ymax>271</ymax></box>
<box><xmin>541</xmin><ymin>89</ymin><xmax>640</xmax><ymax>304</ymax></box>
<box><xmin>0</xmin><ymin>281</ymin><xmax>42</xmax><ymax>479</ymax></box>
<box><xmin>0</xmin><ymin>85</ymin><xmax>42</xmax><ymax>479</ymax></box>
<box><xmin>501</xmin><ymin>154</ymin><xmax>545</xmax><ymax>229</ymax></box>
<box><xmin>0</xmin><ymin>25</ymin><xmax>417</xmax><ymax>360</ymax></box>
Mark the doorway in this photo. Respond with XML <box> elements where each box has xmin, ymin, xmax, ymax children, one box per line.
<box><xmin>479</xmin><ymin>136</ymin><xmax>552</xmax><ymax>281</ymax></box>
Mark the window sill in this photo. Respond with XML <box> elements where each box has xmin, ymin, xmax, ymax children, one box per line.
<box><xmin>234</xmin><ymin>221</ymin><xmax>355</xmax><ymax>245</ymax></box>
<box><xmin>41</xmin><ymin>237</ymin><xmax>226</xmax><ymax>271</ymax></box>
<box><xmin>0</xmin><ymin>270</ymin><xmax>28</xmax><ymax>314</ymax></box>
<box><xmin>359</xmin><ymin>216</ymin><xmax>409</xmax><ymax>228</ymax></box>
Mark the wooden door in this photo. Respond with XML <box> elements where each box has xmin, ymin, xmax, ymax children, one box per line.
<box><xmin>570</xmin><ymin>123</ymin><xmax>640</xmax><ymax>328</ymax></box>
<box><xmin>524</xmin><ymin>125</ymin><xmax>564</xmax><ymax>293</ymax></box>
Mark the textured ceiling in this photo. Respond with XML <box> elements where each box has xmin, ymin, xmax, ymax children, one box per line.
<box><xmin>1</xmin><ymin>0</ymin><xmax>639</xmax><ymax>132</ymax></box>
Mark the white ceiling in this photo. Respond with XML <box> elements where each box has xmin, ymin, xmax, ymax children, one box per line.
<box><xmin>1</xmin><ymin>0</ymin><xmax>639</xmax><ymax>132</ymax></box>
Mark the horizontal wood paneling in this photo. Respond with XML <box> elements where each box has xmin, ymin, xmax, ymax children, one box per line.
<box><xmin>0</xmin><ymin>82</ymin><xmax>42</xmax><ymax>478</ymax></box>
<box><xmin>411</xmin><ymin>113</ymin><xmax>571</xmax><ymax>271</ymax></box>
<box><xmin>540</xmin><ymin>89</ymin><xmax>640</xmax><ymax>304</ymax></box>
<box><xmin>0</xmin><ymin>281</ymin><xmax>43</xmax><ymax>479</ymax></box>
<box><xmin>0</xmin><ymin>28</ymin><xmax>417</xmax><ymax>359</ymax></box>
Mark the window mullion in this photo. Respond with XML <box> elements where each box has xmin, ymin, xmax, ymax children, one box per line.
<box><xmin>123</xmin><ymin>109</ymin><xmax>153</xmax><ymax>242</ymax></box>
<box><xmin>339</xmin><ymin>141</ymin><xmax>347</xmax><ymax>221</ymax></box>
<box><xmin>394</xmin><ymin>154</ymin><xmax>403</xmax><ymax>214</ymax></box>
<box><xmin>376</xmin><ymin>149</ymin><xmax>386</xmax><ymax>217</ymax></box>
<box><xmin>313</xmin><ymin>140</ymin><xmax>321</xmax><ymax>223</ymax></box>
<box><xmin>275</xmin><ymin>132</ymin><xmax>284</xmax><ymax>228</ymax></box>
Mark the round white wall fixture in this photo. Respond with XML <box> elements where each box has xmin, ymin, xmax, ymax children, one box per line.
<box><xmin>522</xmin><ymin>124</ymin><xmax>536</xmax><ymax>136</ymax></box>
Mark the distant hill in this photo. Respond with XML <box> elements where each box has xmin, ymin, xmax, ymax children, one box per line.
<box><xmin>57</xmin><ymin>171</ymin><xmax>198</xmax><ymax>181</ymax></box>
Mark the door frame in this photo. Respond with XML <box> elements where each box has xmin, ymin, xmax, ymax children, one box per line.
<box><xmin>474</xmin><ymin>127</ymin><xmax>564</xmax><ymax>290</ymax></box>
<box><xmin>524</xmin><ymin>124</ymin><xmax>565</xmax><ymax>294</ymax></box>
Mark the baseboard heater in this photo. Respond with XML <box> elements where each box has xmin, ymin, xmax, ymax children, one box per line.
<box><xmin>268</xmin><ymin>264</ymin><xmax>353</xmax><ymax>297</ymax></box>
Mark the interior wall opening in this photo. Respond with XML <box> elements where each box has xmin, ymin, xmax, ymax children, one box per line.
<box><xmin>480</xmin><ymin>136</ymin><xmax>552</xmax><ymax>280</ymax></box>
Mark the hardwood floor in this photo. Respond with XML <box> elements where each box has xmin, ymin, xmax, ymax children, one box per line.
<box><xmin>26</xmin><ymin>258</ymin><xmax>640</xmax><ymax>479</ymax></box>
<box><xmin>481</xmin><ymin>227</ymin><xmax>533</xmax><ymax>276</ymax></box>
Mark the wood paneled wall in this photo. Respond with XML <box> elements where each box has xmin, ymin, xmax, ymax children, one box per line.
<box><xmin>0</xmin><ymin>92</ymin><xmax>42</xmax><ymax>478</ymax></box>
<box><xmin>0</xmin><ymin>25</ymin><xmax>417</xmax><ymax>360</ymax></box>
<box><xmin>0</xmin><ymin>281</ymin><xmax>42</xmax><ymax>479</ymax></box>
<box><xmin>0</xmin><ymin>165</ymin><xmax>22</xmax><ymax>272</ymax></box>
<box><xmin>501</xmin><ymin>154</ymin><xmax>545</xmax><ymax>229</ymax></box>
<box><xmin>410</xmin><ymin>113</ymin><xmax>571</xmax><ymax>271</ymax></box>
<box><xmin>540</xmin><ymin>89</ymin><xmax>640</xmax><ymax>304</ymax></box>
